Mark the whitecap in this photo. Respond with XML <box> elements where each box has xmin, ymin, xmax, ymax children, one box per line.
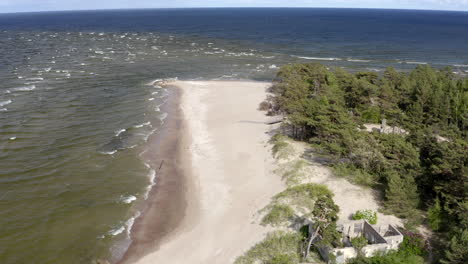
<box><xmin>11</xmin><ymin>85</ymin><xmax>35</xmax><ymax>92</ymax></box>
<box><xmin>294</xmin><ymin>56</ymin><xmax>342</xmax><ymax>61</ymax></box>
<box><xmin>143</xmin><ymin>169</ymin><xmax>156</xmax><ymax>200</ymax></box>
<box><xmin>159</xmin><ymin>113</ymin><xmax>168</xmax><ymax>121</ymax></box>
<box><xmin>115</xmin><ymin>129</ymin><xmax>126</xmax><ymax>136</ymax></box>
<box><xmin>108</xmin><ymin>226</ymin><xmax>125</xmax><ymax>236</ymax></box>
<box><xmin>0</xmin><ymin>108</ymin><xmax>7</xmax><ymax>111</ymax></box>
<box><xmin>120</xmin><ymin>195</ymin><xmax>137</xmax><ymax>204</ymax></box>
<box><xmin>9</xmin><ymin>137</ymin><xmax>16</xmax><ymax>140</ymax></box>
<box><xmin>26</xmin><ymin>77</ymin><xmax>43</xmax><ymax>81</ymax></box>
<box><xmin>0</xmin><ymin>100</ymin><xmax>12</xmax><ymax>107</ymax></box>
<box><xmin>126</xmin><ymin>211</ymin><xmax>141</xmax><ymax>236</ymax></box>
<box><xmin>406</xmin><ymin>61</ymin><xmax>428</xmax><ymax>65</ymax></box>
<box><xmin>100</xmin><ymin>150</ymin><xmax>117</xmax><ymax>155</ymax></box>
<box><xmin>347</xmin><ymin>58</ymin><xmax>371</xmax><ymax>62</ymax></box>
<box><xmin>269</xmin><ymin>64</ymin><xmax>278</xmax><ymax>69</ymax></box>
<box><xmin>148</xmin><ymin>98</ymin><xmax>155</xmax><ymax>101</ymax></box>
<box><xmin>453</xmin><ymin>64</ymin><xmax>468</xmax><ymax>67</ymax></box>
<box><xmin>133</xmin><ymin>122</ymin><xmax>151</xmax><ymax>128</ymax></box>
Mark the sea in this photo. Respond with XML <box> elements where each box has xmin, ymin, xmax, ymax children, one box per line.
<box><xmin>0</xmin><ymin>8</ymin><xmax>467</xmax><ymax>264</ymax></box>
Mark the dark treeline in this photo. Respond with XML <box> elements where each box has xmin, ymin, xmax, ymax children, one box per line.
<box><xmin>261</xmin><ymin>63</ymin><xmax>467</xmax><ymax>263</ymax></box>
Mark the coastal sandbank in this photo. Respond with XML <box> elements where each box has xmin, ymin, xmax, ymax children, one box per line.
<box><xmin>125</xmin><ymin>80</ymin><xmax>283</xmax><ymax>264</ymax></box>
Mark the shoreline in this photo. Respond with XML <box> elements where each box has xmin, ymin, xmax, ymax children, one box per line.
<box><xmin>121</xmin><ymin>80</ymin><xmax>284</xmax><ymax>264</ymax></box>
<box><xmin>118</xmin><ymin>85</ymin><xmax>192</xmax><ymax>264</ymax></box>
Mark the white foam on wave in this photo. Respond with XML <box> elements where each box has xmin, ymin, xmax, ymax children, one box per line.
<box><xmin>120</xmin><ymin>195</ymin><xmax>137</xmax><ymax>204</ymax></box>
<box><xmin>100</xmin><ymin>150</ymin><xmax>117</xmax><ymax>155</ymax></box>
<box><xmin>143</xmin><ymin>169</ymin><xmax>157</xmax><ymax>200</ymax></box>
<box><xmin>406</xmin><ymin>61</ymin><xmax>428</xmax><ymax>65</ymax></box>
<box><xmin>108</xmin><ymin>226</ymin><xmax>125</xmax><ymax>236</ymax></box>
<box><xmin>0</xmin><ymin>108</ymin><xmax>7</xmax><ymax>111</ymax></box>
<box><xmin>133</xmin><ymin>121</ymin><xmax>151</xmax><ymax>128</ymax></box>
<box><xmin>347</xmin><ymin>58</ymin><xmax>371</xmax><ymax>62</ymax></box>
<box><xmin>0</xmin><ymin>100</ymin><xmax>12</xmax><ymax>107</ymax></box>
<box><xmin>126</xmin><ymin>211</ymin><xmax>141</xmax><ymax>237</ymax></box>
<box><xmin>148</xmin><ymin>98</ymin><xmax>155</xmax><ymax>101</ymax></box>
<box><xmin>26</xmin><ymin>77</ymin><xmax>43</xmax><ymax>81</ymax></box>
<box><xmin>115</xmin><ymin>128</ymin><xmax>126</xmax><ymax>136</ymax></box>
<box><xmin>453</xmin><ymin>64</ymin><xmax>468</xmax><ymax>67</ymax></box>
<box><xmin>294</xmin><ymin>56</ymin><xmax>342</xmax><ymax>61</ymax></box>
<box><xmin>9</xmin><ymin>137</ymin><xmax>16</xmax><ymax>140</ymax></box>
<box><xmin>11</xmin><ymin>85</ymin><xmax>35</xmax><ymax>92</ymax></box>
<box><xmin>269</xmin><ymin>64</ymin><xmax>278</xmax><ymax>69</ymax></box>
<box><xmin>159</xmin><ymin>112</ymin><xmax>168</xmax><ymax>122</ymax></box>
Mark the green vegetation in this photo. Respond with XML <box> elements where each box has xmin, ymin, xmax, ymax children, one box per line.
<box><xmin>352</xmin><ymin>209</ymin><xmax>378</xmax><ymax>225</ymax></box>
<box><xmin>349</xmin><ymin>232</ymin><xmax>427</xmax><ymax>264</ymax></box>
<box><xmin>234</xmin><ymin>231</ymin><xmax>302</xmax><ymax>264</ymax></box>
<box><xmin>275</xmin><ymin>159</ymin><xmax>308</xmax><ymax>186</ymax></box>
<box><xmin>261</xmin><ymin>204</ymin><xmax>295</xmax><ymax>226</ymax></box>
<box><xmin>259</xmin><ymin>184</ymin><xmax>341</xmax><ymax>260</ymax></box>
<box><xmin>270</xmin><ymin>134</ymin><xmax>295</xmax><ymax>159</ymax></box>
<box><xmin>261</xmin><ymin>63</ymin><xmax>467</xmax><ymax>263</ymax></box>
<box><xmin>351</xmin><ymin>236</ymin><xmax>369</xmax><ymax>256</ymax></box>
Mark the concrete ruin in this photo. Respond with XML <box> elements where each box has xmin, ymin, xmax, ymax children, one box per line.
<box><xmin>316</xmin><ymin>220</ymin><xmax>404</xmax><ymax>264</ymax></box>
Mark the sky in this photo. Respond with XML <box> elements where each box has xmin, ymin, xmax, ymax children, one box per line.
<box><xmin>1</xmin><ymin>0</ymin><xmax>468</xmax><ymax>13</ymax></box>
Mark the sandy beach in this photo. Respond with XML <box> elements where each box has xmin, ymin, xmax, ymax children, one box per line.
<box><xmin>122</xmin><ymin>80</ymin><xmax>283</xmax><ymax>264</ymax></box>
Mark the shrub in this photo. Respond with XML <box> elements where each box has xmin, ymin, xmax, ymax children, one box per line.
<box><xmin>427</xmin><ymin>198</ymin><xmax>443</xmax><ymax>231</ymax></box>
<box><xmin>332</xmin><ymin>164</ymin><xmax>378</xmax><ymax>187</ymax></box>
<box><xmin>271</xmin><ymin>134</ymin><xmax>295</xmax><ymax>159</ymax></box>
<box><xmin>351</xmin><ymin>236</ymin><xmax>369</xmax><ymax>256</ymax></box>
<box><xmin>352</xmin><ymin>209</ymin><xmax>378</xmax><ymax>225</ymax></box>
<box><xmin>399</xmin><ymin>232</ymin><xmax>427</xmax><ymax>256</ymax></box>
<box><xmin>234</xmin><ymin>231</ymin><xmax>302</xmax><ymax>264</ymax></box>
<box><xmin>262</xmin><ymin>204</ymin><xmax>295</xmax><ymax>226</ymax></box>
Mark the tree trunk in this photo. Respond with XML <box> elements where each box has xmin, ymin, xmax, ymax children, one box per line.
<box><xmin>304</xmin><ymin>226</ymin><xmax>320</xmax><ymax>259</ymax></box>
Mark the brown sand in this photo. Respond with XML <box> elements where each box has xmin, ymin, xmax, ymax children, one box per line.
<box><xmin>118</xmin><ymin>86</ymin><xmax>193</xmax><ymax>264</ymax></box>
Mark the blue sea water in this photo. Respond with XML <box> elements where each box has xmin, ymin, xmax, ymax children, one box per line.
<box><xmin>0</xmin><ymin>8</ymin><xmax>466</xmax><ymax>264</ymax></box>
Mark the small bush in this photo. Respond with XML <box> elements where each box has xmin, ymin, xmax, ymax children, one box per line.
<box><xmin>271</xmin><ymin>134</ymin><xmax>295</xmax><ymax>159</ymax></box>
<box><xmin>352</xmin><ymin>209</ymin><xmax>378</xmax><ymax>225</ymax></box>
<box><xmin>262</xmin><ymin>204</ymin><xmax>295</xmax><ymax>226</ymax></box>
<box><xmin>399</xmin><ymin>232</ymin><xmax>427</xmax><ymax>256</ymax></box>
<box><xmin>332</xmin><ymin>164</ymin><xmax>378</xmax><ymax>187</ymax></box>
<box><xmin>234</xmin><ymin>231</ymin><xmax>302</xmax><ymax>264</ymax></box>
<box><xmin>351</xmin><ymin>236</ymin><xmax>368</xmax><ymax>256</ymax></box>
<box><xmin>275</xmin><ymin>159</ymin><xmax>308</xmax><ymax>186</ymax></box>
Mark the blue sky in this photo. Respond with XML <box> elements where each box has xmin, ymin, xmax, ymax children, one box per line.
<box><xmin>1</xmin><ymin>0</ymin><xmax>468</xmax><ymax>13</ymax></box>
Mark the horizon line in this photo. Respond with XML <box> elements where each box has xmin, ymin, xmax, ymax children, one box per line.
<box><xmin>1</xmin><ymin>6</ymin><xmax>468</xmax><ymax>15</ymax></box>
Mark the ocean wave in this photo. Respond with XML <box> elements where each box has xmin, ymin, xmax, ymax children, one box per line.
<box><xmin>100</xmin><ymin>150</ymin><xmax>117</xmax><ymax>155</ymax></box>
<box><xmin>133</xmin><ymin>121</ymin><xmax>151</xmax><ymax>128</ymax></box>
<box><xmin>0</xmin><ymin>99</ymin><xmax>12</xmax><ymax>107</ymax></box>
<box><xmin>11</xmin><ymin>85</ymin><xmax>36</xmax><ymax>92</ymax></box>
<box><xmin>9</xmin><ymin>137</ymin><xmax>16</xmax><ymax>140</ymax></box>
<box><xmin>0</xmin><ymin>108</ymin><xmax>7</xmax><ymax>111</ymax></box>
<box><xmin>406</xmin><ymin>61</ymin><xmax>428</xmax><ymax>65</ymax></box>
<box><xmin>159</xmin><ymin>113</ymin><xmax>168</xmax><ymax>122</ymax></box>
<box><xmin>25</xmin><ymin>77</ymin><xmax>43</xmax><ymax>81</ymax></box>
<box><xmin>115</xmin><ymin>128</ymin><xmax>126</xmax><ymax>136</ymax></box>
<box><xmin>347</xmin><ymin>58</ymin><xmax>371</xmax><ymax>62</ymax></box>
<box><xmin>108</xmin><ymin>226</ymin><xmax>125</xmax><ymax>236</ymax></box>
<box><xmin>120</xmin><ymin>195</ymin><xmax>137</xmax><ymax>204</ymax></box>
<box><xmin>126</xmin><ymin>211</ymin><xmax>141</xmax><ymax>236</ymax></box>
<box><xmin>453</xmin><ymin>64</ymin><xmax>468</xmax><ymax>67</ymax></box>
<box><xmin>143</xmin><ymin>169</ymin><xmax>156</xmax><ymax>200</ymax></box>
<box><xmin>294</xmin><ymin>56</ymin><xmax>342</xmax><ymax>61</ymax></box>
<box><xmin>148</xmin><ymin>98</ymin><xmax>155</xmax><ymax>101</ymax></box>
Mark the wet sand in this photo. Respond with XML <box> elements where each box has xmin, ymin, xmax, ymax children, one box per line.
<box><xmin>118</xmin><ymin>86</ymin><xmax>192</xmax><ymax>264</ymax></box>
